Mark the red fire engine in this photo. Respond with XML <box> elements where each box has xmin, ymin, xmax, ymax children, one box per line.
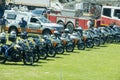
<box><xmin>47</xmin><ymin>2</ymin><xmax>101</xmax><ymax>33</ymax></box>
<box><xmin>100</xmin><ymin>6</ymin><xmax>120</xmax><ymax>27</ymax></box>
<box><xmin>48</xmin><ymin>4</ymin><xmax>120</xmax><ymax>33</ymax></box>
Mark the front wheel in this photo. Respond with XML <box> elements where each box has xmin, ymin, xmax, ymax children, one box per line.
<box><xmin>47</xmin><ymin>48</ymin><xmax>57</xmax><ymax>57</ymax></box>
<box><xmin>66</xmin><ymin>43</ymin><xmax>74</xmax><ymax>52</ymax></box>
<box><xmin>39</xmin><ymin>50</ymin><xmax>48</xmax><ymax>60</ymax></box>
<box><xmin>100</xmin><ymin>38</ymin><xmax>105</xmax><ymax>45</ymax></box>
<box><xmin>86</xmin><ymin>41</ymin><xmax>94</xmax><ymax>48</ymax></box>
<box><xmin>77</xmin><ymin>43</ymin><xmax>85</xmax><ymax>50</ymax></box>
<box><xmin>23</xmin><ymin>52</ymin><xmax>34</xmax><ymax>65</ymax></box>
<box><xmin>0</xmin><ymin>54</ymin><xmax>6</xmax><ymax>64</ymax></box>
<box><xmin>56</xmin><ymin>46</ymin><xmax>64</xmax><ymax>54</ymax></box>
<box><xmin>94</xmin><ymin>38</ymin><xmax>100</xmax><ymax>46</ymax></box>
<box><xmin>33</xmin><ymin>51</ymin><xmax>39</xmax><ymax>62</ymax></box>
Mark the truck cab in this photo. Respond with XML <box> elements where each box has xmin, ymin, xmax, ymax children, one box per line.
<box><xmin>101</xmin><ymin>6</ymin><xmax>120</xmax><ymax>27</ymax></box>
<box><xmin>4</xmin><ymin>10</ymin><xmax>64</xmax><ymax>35</ymax></box>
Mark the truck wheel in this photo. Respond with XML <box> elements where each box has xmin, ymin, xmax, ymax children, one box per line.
<box><xmin>57</xmin><ymin>21</ymin><xmax>65</xmax><ymax>28</ymax></box>
<box><xmin>42</xmin><ymin>29</ymin><xmax>52</xmax><ymax>35</ymax></box>
<box><xmin>9</xmin><ymin>27</ymin><xmax>18</xmax><ymax>35</ymax></box>
<box><xmin>66</xmin><ymin>22</ymin><xmax>74</xmax><ymax>33</ymax></box>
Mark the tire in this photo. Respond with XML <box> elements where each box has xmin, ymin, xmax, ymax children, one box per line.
<box><xmin>77</xmin><ymin>43</ymin><xmax>85</xmax><ymax>50</ymax></box>
<box><xmin>39</xmin><ymin>50</ymin><xmax>48</xmax><ymax>60</ymax></box>
<box><xmin>94</xmin><ymin>38</ymin><xmax>100</xmax><ymax>46</ymax></box>
<box><xmin>86</xmin><ymin>41</ymin><xmax>94</xmax><ymax>48</ymax></box>
<box><xmin>47</xmin><ymin>49</ymin><xmax>57</xmax><ymax>57</ymax></box>
<box><xmin>33</xmin><ymin>52</ymin><xmax>39</xmax><ymax>62</ymax></box>
<box><xmin>23</xmin><ymin>52</ymin><xmax>34</xmax><ymax>65</ymax></box>
<box><xmin>42</xmin><ymin>29</ymin><xmax>52</xmax><ymax>35</ymax></box>
<box><xmin>89</xmin><ymin>41</ymin><xmax>94</xmax><ymax>48</ymax></box>
<box><xmin>100</xmin><ymin>38</ymin><xmax>105</xmax><ymax>45</ymax></box>
<box><xmin>10</xmin><ymin>50</ymin><xmax>21</xmax><ymax>61</ymax></box>
<box><xmin>9</xmin><ymin>27</ymin><xmax>18</xmax><ymax>35</ymax></box>
<box><xmin>66</xmin><ymin>43</ymin><xmax>74</xmax><ymax>52</ymax></box>
<box><xmin>56</xmin><ymin>46</ymin><xmax>64</xmax><ymax>54</ymax></box>
<box><xmin>66</xmin><ymin>22</ymin><xmax>74</xmax><ymax>33</ymax></box>
<box><xmin>0</xmin><ymin>52</ymin><xmax>6</xmax><ymax>64</ymax></box>
<box><xmin>57</xmin><ymin>21</ymin><xmax>65</xmax><ymax>28</ymax></box>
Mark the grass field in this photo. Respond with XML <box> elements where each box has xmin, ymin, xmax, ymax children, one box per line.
<box><xmin>0</xmin><ymin>43</ymin><xmax>120</xmax><ymax>80</ymax></box>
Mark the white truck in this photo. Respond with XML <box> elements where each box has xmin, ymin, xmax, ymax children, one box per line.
<box><xmin>9</xmin><ymin>0</ymin><xmax>63</xmax><ymax>11</ymax></box>
<box><xmin>9</xmin><ymin>0</ymin><xmax>50</xmax><ymax>10</ymax></box>
<box><xmin>4</xmin><ymin>10</ymin><xmax>64</xmax><ymax>35</ymax></box>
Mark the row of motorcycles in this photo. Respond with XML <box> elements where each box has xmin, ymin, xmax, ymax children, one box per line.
<box><xmin>0</xmin><ymin>26</ymin><xmax>120</xmax><ymax>65</ymax></box>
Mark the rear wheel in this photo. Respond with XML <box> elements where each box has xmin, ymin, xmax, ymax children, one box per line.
<box><xmin>66</xmin><ymin>22</ymin><xmax>74</xmax><ymax>33</ymax></box>
<box><xmin>9</xmin><ymin>27</ymin><xmax>18</xmax><ymax>35</ymax></box>
<box><xmin>57</xmin><ymin>21</ymin><xmax>65</xmax><ymax>28</ymax></box>
<box><xmin>42</xmin><ymin>29</ymin><xmax>52</xmax><ymax>35</ymax></box>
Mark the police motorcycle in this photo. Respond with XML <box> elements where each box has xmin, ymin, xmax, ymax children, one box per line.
<box><xmin>0</xmin><ymin>32</ymin><xmax>22</xmax><ymax>64</ymax></box>
<box><xmin>42</xmin><ymin>35</ymin><xmax>57</xmax><ymax>57</ymax></box>
<box><xmin>51</xmin><ymin>31</ymin><xmax>64</xmax><ymax>54</ymax></box>
<box><xmin>99</xmin><ymin>27</ymin><xmax>114</xmax><ymax>43</ymax></box>
<box><xmin>70</xmin><ymin>27</ymin><xmax>85</xmax><ymax>50</ymax></box>
<box><xmin>107</xmin><ymin>26</ymin><xmax>120</xmax><ymax>43</ymax></box>
<box><xmin>0</xmin><ymin>32</ymin><xmax>33</xmax><ymax>65</ymax></box>
<box><xmin>87</xmin><ymin>28</ymin><xmax>101</xmax><ymax>46</ymax></box>
<box><xmin>32</xmin><ymin>36</ymin><xmax>48</xmax><ymax>60</ymax></box>
<box><xmin>83</xmin><ymin>30</ymin><xmax>94</xmax><ymax>48</ymax></box>
<box><xmin>112</xmin><ymin>27</ymin><xmax>120</xmax><ymax>42</ymax></box>
<box><xmin>94</xmin><ymin>27</ymin><xmax>106</xmax><ymax>45</ymax></box>
<box><xmin>105</xmin><ymin>27</ymin><xmax>115</xmax><ymax>43</ymax></box>
<box><xmin>17</xmin><ymin>32</ymin><xmax>37</xmax><ymax>65</ymax></box>
<box><xmin>60</xmin><ymin>29</ymin><xmax>74</xmax><ymax>52</ymax></box>
<box><xmin>0</xmin><ymin>32</ymin><xmax>8</xmax><ymax>63</ymax></box>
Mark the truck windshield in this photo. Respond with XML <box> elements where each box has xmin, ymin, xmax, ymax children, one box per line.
<box><xmin>39</xmin><ymin>17</ymin><xmax>50</xmax><ymax>23</ymax></box>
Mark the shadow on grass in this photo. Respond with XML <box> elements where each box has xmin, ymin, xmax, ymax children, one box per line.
<box><xmin>85</xmin><ymin>48</ymin><xmax>91</xmax><ymax>51</ymax></box>
<box><xmin>60</xmin><ymin>53</ymin><xmax>70</xmax><ymax>56</ymax></box>
<box><xmin>37</xmin><ymin>61</ymin><xmax>47</xmax><ymax>64</ymax></box>
<box><xmin>55</xmin><ymin>56</ymin><xmax>63</xmax><ymax>59</ymax></box>
<box><xmin>93</xmin><ymin>47</ymin><xmax>100</xmax><ymax>49</ymax></box>
<box><xmin>1</xmin><ymin>62</ymin><xmax>41</xmax><ymax>67</ymax></box>
<box><xmin>111</xmin><ymin>42</ymin><xmax>120</xmax><ymax>45</ymax></box>
<box><xmin>72</xmin><ymin>51</ymin><xmax>80</xmax><ymax>54</ymax></box>
<box><xmin>98</xmin><ymin>45</ymin><xmax>107</xmax><ymax>47</ymax></box>
<box><xmin>46</xmin><ymin>58</ymin><xmax>55</xmax><ymax>61</ymax></box>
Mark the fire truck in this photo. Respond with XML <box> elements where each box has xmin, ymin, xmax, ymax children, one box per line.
<box><xmin>48</xmin><ymin>3</ymin><xmax>120</xmax><ymax>33</ymax></box>
<box><xmin>48</xmin><ymin>1</ymin><xmax>102</xmax><ymax>33</ymax></box>
<box><xmin>100</xmin><ymin>6</ymin><xmax>120</xmax><ymax>27</ymax></box>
